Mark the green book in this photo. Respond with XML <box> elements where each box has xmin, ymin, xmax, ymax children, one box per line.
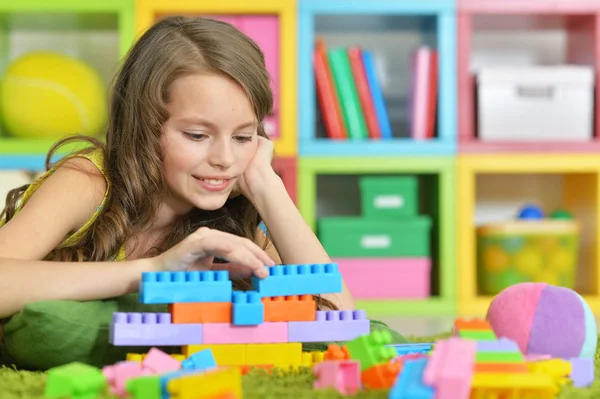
<box><xmin>327</xmin><ymin>48</ymin><xmax>369</xmax><ymax>140</ymax></box>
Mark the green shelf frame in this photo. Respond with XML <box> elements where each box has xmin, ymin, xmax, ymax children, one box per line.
<box><xmin>0</xmin><ymin>0</ymin><xmax>135</xmax><ymax>158</ymax></box>
<box><xmin>298</xmin><ymin>156</ymin><xmax>457</xmax><ymax>316</ymax></box>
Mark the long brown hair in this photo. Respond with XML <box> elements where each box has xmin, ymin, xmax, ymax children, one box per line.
<box><xmin>1</xmin><ymin>16</ymin><xmax>335</xmax><ymax>309</ymax></box>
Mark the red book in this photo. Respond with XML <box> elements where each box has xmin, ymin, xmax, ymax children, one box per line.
<box><xmin>313</xmin><ymin>38</ymin><xmax>347</xmax><ymax>139</ymax></box>
<box><xmin>348</xmin><ymin>46</ymin><xmax>381</xmax><ymax>139</ymax></box>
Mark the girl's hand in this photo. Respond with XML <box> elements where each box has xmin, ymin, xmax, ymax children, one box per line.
<box><xmin>236</xmin><ymin>136</ymin><xmax>279</xmax><ymax>201</ymax></box>
<box><xmin>152</xmin><ymin>227</ymin><xmax>275</xmax><ymax>279</ymax></box>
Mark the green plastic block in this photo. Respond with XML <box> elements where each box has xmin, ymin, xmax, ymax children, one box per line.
<box><xmin>44</xmin><ymin>362</ymin><xmax>105</xmax><ymax>399</ymax></box>
<box><xmin>318</xmin><ymin>216</ymin><xmax>432</xmax><ymax>257</ymax></box>
<box><xmin>476</xmin><ymin>352</ymin><xmax>525</xmax><ymax>363</ymax></box>
<box><xmin>126</xmin><ymin>375</ymin><xmax>162</xmax><ymax>399</ymax></box>
<box><xmin>458</xmin><ymin>330</ymin><xmax>497</xmax><ymax>341</ymax></box>
<box><xmin>346</xmin><ymin>330</ymin><xmax>396</xmax><ymax>371</ymax></box>
<box><xmin>360</xmin><ymin>176</ymin><xmax>418</xmax><ymax>218</ymax></box>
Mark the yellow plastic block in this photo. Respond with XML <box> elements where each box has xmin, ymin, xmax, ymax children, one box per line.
<box><xmin>526</xmin><ymin>359</ymin><xmax>572</xmax><ymax>388</ymax></box>
<box><xmin>301</xmin><ymin>351</ymin><xmax>325</xmax><ymax>367</ymax></box>
<box><xmin>168</xmin><ymin>366</ymin><xmax>241</xmax><ymax>399</ymax></box>
<box><xmin>245</xmin><ymin>343</ymin><xmax>302</xmax><ymax>366</ymax></box>
<box><xmin>126</xmin><ymin>352</ymin><xmax>185</xmax><ymax>362</ymax></box>
<box><xmin>184</xmin><ymin>344</ymin><xmax>246</xmax><ymax>366</ymax></box>
<box><xmin>471</xmin><ymin>372</ymin><xmax>558</xmax><ymax>398</ymax></box>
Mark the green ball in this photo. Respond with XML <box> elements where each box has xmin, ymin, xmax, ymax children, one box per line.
<box><xmin>550</xmin><ymin>209</ymin><xmax>573</xmax><ymax>220</ymax></box>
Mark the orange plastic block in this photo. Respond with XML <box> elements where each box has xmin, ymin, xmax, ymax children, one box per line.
<box><xmin>169</xmin><ymin>303</ymin><xmax>232</xmax><ymax>324</ymax></box>
<box><xmin>453</xmin><ymin>318</ymin><xmax>492</xmax><ymax>331</ymax></box>
<box><xmin>262</xmin><ymin>295</ymin><xmax>316</xmax><ymax>321</ymax></box>
<box><xmin>361</xmin><ymin>361</ymin><xmax>402</xmax><ymax>389</ymax></box>
<box><xmin>324</xmin><ymin>344</ymin><xmax>350</xmax><ymax>361</ymax></box>
<box><xmin>201</xmin><ymin>392</ymin><xmax>238</xmax><ymax>399</ymax></box>
<box><xmin>239</xmin><ymin>365</ymin><xmax>274</xmax><ymax>375</ymax></box>
<box><xmin>475</xmin><ymin>363</ymin><xmax>529</xmax><ymax>373</ymax></box>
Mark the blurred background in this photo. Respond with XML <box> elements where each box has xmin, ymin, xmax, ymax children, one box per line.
<box><xmin>1</xmin><ymin>0</ymin><xmax>599</xmax><ymax>336</ymax></box>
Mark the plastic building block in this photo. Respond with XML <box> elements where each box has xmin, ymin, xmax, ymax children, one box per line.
<box><xmin>476</xmin><ymin>337</ymin><xmax>520</xmax><ymax>353</ymax></box>
<box><xmin>324</xmin><ymin>344</ymin><xmax>350</xmax><ymax>361</ymax></box>
<box><xmin>453</xmin><ymin>318</ymin><xmax>492</xmax><ymax>331</ymax></box>
<box><xmin>361</xmin><ymin>361</ymin><xmax>402</xmax><ymax>389</ymax></box>
<box><xmin>240</xmin><ymin>365</ymin><xmax>274</xmax><ymax>375</ymax></box>
<box><xmin>103</xmin><ymin>361</ymin><xmax>149</xmax><ymax>398</ymax></box>
<box><xmin>184</xmin><ymin>345</ymin><xmax>247</xmax><ymax>366</ymax></box>
<box><xmin>313</xmin><ymin>360</ymin><xmax>361</xmax><ymax>395</ymax></box>
<box><xmin>167</xmin><ymin>367</ymin><xmax>242</xmax><ymax>399</ymax></box>
<box><xmin>457</xmin><ymin>329</ymin><xmax>497</xmax><ymax>341</ymax></box>
<box><xmin>232</xmin><ymin>291</ymin><xmax>264</xmax><ymax>326</ymax></box>
<box><xmin>346</xmin><ymin>330</ymin><xmax>396</xmax><ymax>371</ymax></box>
<box><xmin>203</xmin><ymin>322</ymin><xmax>287</xmax><ymax>344</ymax></box>
<box><xmin>471</xmin><ymin>372</ymin><xmax>558</xmax><ymax>397</ymax></box>
<box><xmin>474</xmin><ymin>363</ymin><xmax>529</xmax><ymax>373</ymax></box>
<box><xmin>288</xmin><ymin>310</ymin><xmax>370</xmax><ymax>342</ymax></box>
<box><xmin>301</xmin><ymin>350</ymin><xmax>325</xmax><ymax>367</ymax></box>
<box><xmin>476</xmin><ymin>351</ymin><xmax>524</xmax><ymax>363</ymax></box>
<box><xmin>126</xmin><ymin>353</ymin><xmax>185</xmax><ymax>363</ymax></box>
<box><xmin>45</xmin><ymin>362</ymin><xmax>106</xmax><ymax>399</ymax></box>
<box><xmin>169</xmin><ymin>302</ymin><xmax>232</xmax><ymax>324</ymax></box>
<box><xmin>389</xmin><ymin>343</ymin><xmax>433</xmax><ymax>356</ymax></box>
<box><xmin>139</xmin><ymin>270</ymin><xmax>232</xmax><ymax>304</ymax></box>
<box><xmin>251</xmin><ymin>263</ymin><xmax>342</xmax><ymax>297</ymax></box>
<box><xmin>398</xmin><ymin>353</ymin><xmax>428</xmax><ymax>363</ymax></box>
<box><xmin>142</xmin><ymin>347</ymin><xmax>182</xmax><ymax>374</ymax></box>
<box><xmin>527</xmin><ymin>359</ymin><xmax>572</xmax><ymax>388</ymax></box>
<box><xmin>569</xmin><ymin>357</ymin><xmax>595</xmax><ymax>388</ymax></box>
<box><xmin>110</xmin><ymin>312</ymin><xmax>203</xmax><ymax>346</ymax></box>
<box><xmin>389</xmin><ymin>358</ymin><xmax>434</xmax><ymax>399</ymax></box>
<box><xmin>263</xmin><ymin>295</ymin><xmax>316</xmax><ymax>321</ymax></box>
<box><xmin>423</xmin><ymin>338</ymin><xmax>477</xmax><ymax>399</ymax></box>
<box><xmin>246</xmin><ymin>343</ymin><xmax>302</xmax><ymax>366</ymax></box>
<box><xmin>182</xmin><ymin>348</ymin><xmax>217</xmax><ymax>372</ymax></box>
<box><xmin>126</xmin><ymin>375</ymin><xmax>162</xmax><ymax>399</ymax></box>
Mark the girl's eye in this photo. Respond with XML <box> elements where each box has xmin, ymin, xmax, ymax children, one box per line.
<box><xmin>234</xmin><ymin>136</ymin><xmax>253</xmax><ymax>143</ymax></box>
<box><xmin>184</xmin><ymin>132</ymin><xmax>207</xmax><ymax>141</ymax></box>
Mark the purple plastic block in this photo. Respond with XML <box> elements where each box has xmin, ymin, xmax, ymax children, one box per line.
<box><xmin>288</xmin><ymin>310</ymin><xmax>370</xmax><ymax>342</ymax></box>
<box><xmin>110</xmin><ymin>312</ymin><xmax>203</xmax><ymax>346</ymax></box>
<box><xmin>569</xmin><ymin>357</ymin><xmax>595</xmax><ymax>388</ymax></box>
<box><xmin>476</xmin><ymin>337</ymin><xmax>520</xmax><ymax>353</ymax></box>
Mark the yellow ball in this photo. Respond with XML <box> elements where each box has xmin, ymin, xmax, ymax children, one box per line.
<box><xmin>0</xmin><ymin>51</ymin><xmax>107</xmax><ymax>139</ymax></box>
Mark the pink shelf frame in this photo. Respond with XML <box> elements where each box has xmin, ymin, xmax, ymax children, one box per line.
<box><xmin>272</xmin><ymin>156</ymin><xmax>297</xmax><ymax>204</ymax></box>
<box><xmin>457</xmin><ymin>4</ymin><xmax>600</xmax><ymax>153</ymax></box>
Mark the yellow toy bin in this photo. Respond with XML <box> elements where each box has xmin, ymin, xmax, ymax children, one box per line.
<box><xmin>476</xmin><ymin>220</ymin><xmax>580</xmax><ymax>295</ymax></box>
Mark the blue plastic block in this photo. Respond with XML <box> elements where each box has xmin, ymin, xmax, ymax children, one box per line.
<box><xmin>389</xmin><ymin>358</ymin><xmax>435</xmax><ymax>399</ymax></box>
<box><xmin>182</xmin><ymin>349</ymin><xmax>217</xmax><ymax>372</ymax></box>
<box><xmin>139</xmin><ymin>270</ymin><xmax>232</xmax><ymax>304</ymax></box>
<box><xmin>251</xmin><ymin>264</ymin><xmax>342</xmax><ymax>297</ymax></box>
<box><xmin>389</xmin><ymin>343</ymin><xmax>433</xmax><ymax>356</ymax></box>
<box><xmin>232</xmin><ymin>291</ymin><xmax>264</xmax><ymax>326</ymax></box>
<box><xmin>476</xmin><ymin>337</ymin><xmax>520</xmax><ymax>353</ymax></box>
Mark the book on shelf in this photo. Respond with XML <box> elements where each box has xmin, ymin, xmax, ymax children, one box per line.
<box><xmin>409</xmin><ymin>46</ymin><xmax>438</xmax><ymax>140</ymax></box>
<box><xmin>313</xmin><ymin>40</ymin><xmax>392</xmax><ymax>141</ymax></box>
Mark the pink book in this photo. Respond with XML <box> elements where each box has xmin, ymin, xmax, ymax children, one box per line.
<box><xmin>409</xmin><ymin>47</ymin><xmax>438</xmax><ymax>140</ymax></box>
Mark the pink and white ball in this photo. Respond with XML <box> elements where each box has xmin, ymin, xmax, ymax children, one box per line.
<box><xmin>486</xmin><ymin>282</ymin><xmax>597</xmax><ymax>359</ymax></box>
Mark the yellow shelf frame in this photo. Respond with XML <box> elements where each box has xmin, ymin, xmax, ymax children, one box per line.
<box><xmin>135</xmin><ymin>0</ymin><xmax>297</xmax><ymax>157</ymax></box>
<box><xmin>457</xmin><ymin>154</ymin><xmax>600</xmax><ymax>316</ymax></box>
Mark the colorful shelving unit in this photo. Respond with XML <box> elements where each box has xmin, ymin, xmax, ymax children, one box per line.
<box><xmin>0</xmin><ymin>0</ymin><xmax>135</xmax><ymax>170</ymax></box>
<box><xmin>298</xmin><ymin>0</ymin><xmax>457</xmax><ymax>156</ymax></box>
<box><xmin>299</xmin><ymin>156</ymin><xmax>456</xmax><ymax>316</ymax></box>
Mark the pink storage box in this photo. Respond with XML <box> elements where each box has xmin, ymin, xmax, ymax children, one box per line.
<box><xmin>335</xmin><ymin>258</ymin><xmax>431</xmax><ymax>299</ymax></box>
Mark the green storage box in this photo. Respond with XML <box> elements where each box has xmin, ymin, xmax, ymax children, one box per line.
<box><xmin>318</xmin><ymin>216</ymin><xmax>431</xmax><ymax>257</ymax></box>
<box><xmin>359</xmin><ymin>176</ymin><xmax>418</xmax><ymax>218</ymax></box>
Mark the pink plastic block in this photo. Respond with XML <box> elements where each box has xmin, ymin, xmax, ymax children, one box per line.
<box><xmin>288</xmin><ymin>310</ymin><xmax>370</xmax><ymax>342</ymax></box>
<box><xmin>102</xmin><ymin>361</ymin><xmax>150</xmax><ymax>398</ymax></box>
<box><xmin>142</xmin><ymin>347</ymin><xmax>181</xmax><ymax>374</ymax></box>
<box><xmin>423</xmin><ymin>338</ymin><xmax>477</xmax><ymax>399</ymax></box>
<box><xmin>202</xmin><ymin>322</ymin><xmax>288</xmax><ymax>344</ymax></box>
<box><xmin>313</xmin><ymin>360</ymin><xmax>361</xmax><ymax>395</ymax></box>
<box><xmin>335</xmin><ymin>258</ymin><xmax>431</xmax><ymax>299</ymax></box>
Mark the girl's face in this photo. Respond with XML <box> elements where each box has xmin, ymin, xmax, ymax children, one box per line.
<box><xmin>161</xmin><ymin>72</ymin><xmax>258</xmax><ymax>213</ymax></box>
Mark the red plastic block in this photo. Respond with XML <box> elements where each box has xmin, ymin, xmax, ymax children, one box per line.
<box><xmin>288</xmin><ymin>310</ymin><xmax>369</xmax><ymax>342</ymax></box>
<box><xmin>202</xmin><ymin>322</ymin><xmax>288</xmax><ymax>344</ymax></box>
<box><xmin>361</xmin><ymin>361</ymin><xmax>402</xmax><ymax>389</ymax></box>
<box><xmin>324</xmin><ymin>344</ymin><xmax>350</xmax><ymax>361</ymax></box>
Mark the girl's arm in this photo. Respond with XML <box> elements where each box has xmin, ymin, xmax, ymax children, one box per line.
<box><xmin>252</xmin><ymin>174</ymin><xmax>356</xmax><ymax>310</ymax></box>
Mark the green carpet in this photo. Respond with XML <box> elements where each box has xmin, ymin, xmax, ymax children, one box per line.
<box><xmin>1</xmin><ymin>336</ymin><xmax>599</xmax><ymax>399</ymax></box>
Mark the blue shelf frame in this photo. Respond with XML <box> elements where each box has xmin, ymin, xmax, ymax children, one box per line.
<box><xmin>298</xmin><ymin>0</ymin><xmax>457</xmax><ymax>156</ymax></box>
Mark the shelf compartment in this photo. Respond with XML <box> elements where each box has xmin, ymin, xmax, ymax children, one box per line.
<box><xmin>457</xmin><ymin>154</ymin><xmax>600</xmax><ymax>316</ymax></box>
<box><xmin>298</xmin><ymin>156</ymin><xmax>456</xmax><ymax>316</ymax></box>
<box><xmin>458</xmin><ymin>10</ymin><xmax>600</xmax><ymax>152</ymax></box>
<box><xmin>135</xmin><ymin>0</ymin><xmax>297</xmax><ymax>157</ymax></box>
<box><xmin>272</xmin><ymin>156</ymin><xmax>297</xmax><ymax>205</ymax></box>
<box><xmin>298</xmin><ymin>0</ymin><xmax>457</xmax><ymax>156</ymax></box>
<box><xmin>0</xmin><ymin>0</ymin><xmax>134</xmax><ymax>161</ymax></box>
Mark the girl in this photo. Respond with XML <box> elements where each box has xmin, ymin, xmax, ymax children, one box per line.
<box><xmin>0</xmin><ymin>16</ymin><xmax>407</xmax><ymax>370</ymax></box>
